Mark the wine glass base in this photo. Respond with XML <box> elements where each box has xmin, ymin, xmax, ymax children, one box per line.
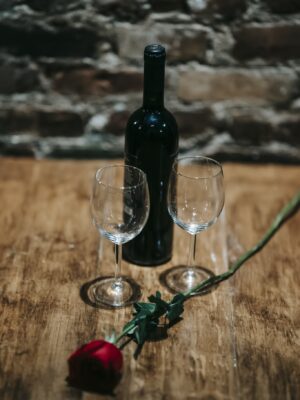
<box><xmin>160</xmin><ymin>266</ymin><xmax>215</xmax><ymax>295</ymax></box>
<box><xmin>91</xmin><ymin>276</ymin><xmax>141</xmax><ymax>308</ymax></box>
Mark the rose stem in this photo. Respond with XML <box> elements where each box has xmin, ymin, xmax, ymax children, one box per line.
<box><xmin>114</xmin><ymin>190</ymin><xmax>300</xmax><ymax>345</ymax></box>
<box><xmin>183</xmin><ymin>189</ymin><xmax>300</xmax><ymax>298</ymax></box>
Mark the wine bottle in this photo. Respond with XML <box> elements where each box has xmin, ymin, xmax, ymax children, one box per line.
<box><xmin>123</xmin><ymin>44</ymin><xmax>178</xmax><ymax>266</ymax></box>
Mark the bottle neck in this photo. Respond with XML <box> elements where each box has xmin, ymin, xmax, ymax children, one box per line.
<box><xmin>143</xmin><ymin>59</ymin><xmax>165</xmax><ymax>110</ymax></box>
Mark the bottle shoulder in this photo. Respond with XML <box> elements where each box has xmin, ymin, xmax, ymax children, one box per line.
<box><xmin>125</xmin><ymin>107</ymin><xmax>178</xmax><ymax>156</ymax></box>
<box><xmin>126</xmin><ymin>107</ymin><xmax>178</xmax><ymax>137</ymax></box>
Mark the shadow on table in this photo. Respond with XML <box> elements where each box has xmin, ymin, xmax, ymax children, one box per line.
<box><xmin>80</xmin><ymin>266</ymin><xmax>217</xmax><ymax>361</ymax></box>
<box><xmin>66</xmin><ymin>372</ymin><xmax>122</xmax><ymax>397</ymax></box>
<box><xmin>119</xmin><ymin>319</ymin><xmax>179</xmax><ymax>360</ymax></box>
<box><xmin>159</xmin><ymin>264</ymin><xmax>218</xmax><ymax>296</ymax></box>
<box><xmin>80</xmin><ymin>275</ymin><xmax>142</xmax><ymax>310</ymax></box>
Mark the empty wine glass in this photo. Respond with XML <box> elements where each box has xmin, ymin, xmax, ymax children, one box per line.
<box><xmin>90</xmin><ymin>165</ymin><xmax>149</xmax><ymax>307</ymax></box>
<box><xmin>165</xmin><ymin>156</ymin><xmax>224</xmax><ymax>293</ymax></box>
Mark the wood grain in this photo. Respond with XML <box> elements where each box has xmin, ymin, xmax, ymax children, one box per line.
<box><xmin>0</xmin><ymin>158</ymin><xmax>299</xmax><ymax>400</ymax></box>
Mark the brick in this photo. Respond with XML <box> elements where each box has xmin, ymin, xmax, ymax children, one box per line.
<box><xmin>0</xmin><ymin>108</ymin><xmax>36</xmax><ymax>134</ymax></box>
<box><xmin>0</xmin><ymin>63</ymin><xmax>41</xmax><ymax>94</ymax></box>
<box><xmin>158</xmin><ymin>24</ymin><xmax>208</xmax><ymax>62</ymax></box>
<box><xmin>105</xmin><ymin>110</ymin><xmax>131</xmax><ymax>135</ymax></box>
<box><xmin>233</xmin><ymin>24</ymin><xmax>300</xmax><ymax>61</ymax></box>
<box><xmin>0</xmin><ymin>0</ymin><xmax>11</xmax><ymax>11</ymax></box>
<box><xmin>264</xmin><ymin>0</ymin><xmax>300</xmax><ymax>14</ymax></box>
<box><xmin>276</xmin><ymin>114</ymin><xmax>300</xmax><ymax>145</ymax></box>
<box><xmin>0</xmin><ymin>22</ymin><xmax>99</xmax><ymax>58</ymax></box>
<box><xmin>24</xmin><ymin>0</ymin><xmax>82</xmax><ymax>12</ymax></box>
<box><xmin>116</xmin><ymin>22</ymin><xmax>208</xmax><ymax>62</ymax></box>
<box><xmin>49</xmin><ymin>67</ymin><xmax>143</xmax><ymax>96</ymax></box>
<box><xmin>225</xmin><ymin>110</ymin><xmax>275</xmax><ymax>145</ymax></box>
<box><xmin>37</xmin><ymin>110</ymin><xmax>84</xmax><ymax>137</ymax></box>
<box><xmin>174</xmin><ymin>107</ymin><xmax>213</xmax><ymax>137</ymax></box>
<box><xmin>187</xmin><ymin>0</ymin><xmax>246</xmax><ymax>19</ymax></box>
<box><xmin>224</xmin><ymin>109</ymin><xmax>300</xmax><ymax>145</ymax></box>
<box><xmin>177</xmin><ymin>67</ymin><xmax>297</xmax><ymax>104</ymax></box>
<box><xmin>149</xmin><ymin>0</ymin><xmax>185</xmax><ymax>12</ymax></box>
<box><xmin>0</xmin><ymin>141</ymin><xmax>36</xmax><ymax>157</ymax></box>
<box><xmin>93</xmin><ymin>0</ymin><xmax>150</xmax><ymax>22</ymax></box>
<box><xmin>116</xmin><ymin>23</ymin><xmax>155</xmax><ymax>61</ymax></box>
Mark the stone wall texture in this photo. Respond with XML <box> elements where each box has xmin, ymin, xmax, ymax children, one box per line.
<box><xmin>0</xmin><ymin>0</ymin><xmax>300</xmax><ymax>161</ymax></box>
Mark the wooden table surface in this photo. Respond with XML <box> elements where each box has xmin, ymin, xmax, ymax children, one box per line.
<box><xmin>0</xmin><ymin>158</ymin><xmax>299</xmax><ymax>400</ymax></box>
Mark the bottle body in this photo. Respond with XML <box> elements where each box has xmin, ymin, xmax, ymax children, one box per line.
<box><xmin>123</xmin><ymin>44</ymin><xmax>178</xmax><ymax>266</ymax></box>
<box><xmin>123</xmin><ymin>107</ymin><xmax>178</xmax><ymax>266</ymax></box>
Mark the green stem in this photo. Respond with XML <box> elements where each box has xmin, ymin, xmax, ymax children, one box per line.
<box><xmin>113</xmin><ymin>190</ymin><xmax>300</xmax><ymax>346</ymax></box>
<box><xmin>114</xmin><ymin>325</ymin><xmax>133</xmax><ymax>345</ymax></box>
<box><xmin>183</xmin><ymin>190</ymin><xmax>300</xmax><ymax>298</ymax></box>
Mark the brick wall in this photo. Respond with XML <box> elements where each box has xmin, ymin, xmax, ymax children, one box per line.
<box><xmin>0</xmin><ymin>0</ymin><xmax>300</xmax><ymax>161</ymax></box>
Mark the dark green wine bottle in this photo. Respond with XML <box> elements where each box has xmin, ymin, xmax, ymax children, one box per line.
<box><xmin>123</xmin><ymin>44</ymin><xmax>178</xmax><ymax>266</ymax></box>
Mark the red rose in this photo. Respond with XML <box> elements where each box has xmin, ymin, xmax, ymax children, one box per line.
<box><xmin>67</xmin><ymin>340</ymin><xmax>123</xmax><ymax>394</ymax></box>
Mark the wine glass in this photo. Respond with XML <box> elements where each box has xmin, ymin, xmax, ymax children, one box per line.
<box><xmin>165</xmin><ymin>156</ymin><xmax>224</xmax><ymax>293</ymax></box>
<box><xmin>90</xmin><ymin>165</ymin><xmax>150</xmax><ymax>307</ymax></box>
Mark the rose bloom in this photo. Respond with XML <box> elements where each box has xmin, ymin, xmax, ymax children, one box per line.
<box><xmin>67</xmin><ymin>340</ymin><xmax>123</xmax><ymax>394</ymax></box>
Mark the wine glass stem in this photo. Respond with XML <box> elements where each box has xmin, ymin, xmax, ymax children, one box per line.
<box><xmin>113</xmin><ymin>243</ymin><xmax>123</xmax><ymax>289</ymax></box>
<box><xmin>187</xmin><ymin>234</ymin><xmax>197</xmax><ymax>270</ymax></box>
<box><xmin>97</xmin><ymin>236</ymin><xmax>103</xmax><ymax>266</ymax></box>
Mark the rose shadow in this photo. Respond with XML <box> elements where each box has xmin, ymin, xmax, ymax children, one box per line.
<box><xmin>66</xmin><ymin>373</ymin><xmax>122</xmax><ymax>396</ymax></box>
<box><xmin>159</xmin><ymin>264</ymin><xmax>218</xmax><ymax>296</ymax></box>
<box><xmin>119</xmin><ymin>319</ymin><xmax>181</xmax><ymax>360</ymax></box>
<box><xmin>80</xmin><ymin>276</ymin><xmax>141</xmax><ymax>310</ymax></box>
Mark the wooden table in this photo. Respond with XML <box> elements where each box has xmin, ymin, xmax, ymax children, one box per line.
<box><xmin>0</xmin><ymin>158</ymin><xmax>299</xmax><ymax>400</ymax></box>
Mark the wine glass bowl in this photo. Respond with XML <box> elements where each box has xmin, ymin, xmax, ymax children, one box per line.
<box><xmin>90</xmin><ymin>165</ymin><xmax>149</xmax><ymax>307</ymax></box>
<box><xmin>164</xmin><ymin>156</ymin><xmax>224</xmax><ymax>293</ymax></box>
<box><xmin>91</xmin><ymin>166</ymin><xmax>149</xmax><ymax>244</ymax></box>
<box><xmin>168</xmin><ymin>157</ymin><xmax>224</xmax><ymax>234</ymax></box>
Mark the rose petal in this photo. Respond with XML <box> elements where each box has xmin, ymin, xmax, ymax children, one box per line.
<box><xmin>67</xmin><ymin>339</ymin><xmax>123</xmax><ymax>395</ymax></box>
